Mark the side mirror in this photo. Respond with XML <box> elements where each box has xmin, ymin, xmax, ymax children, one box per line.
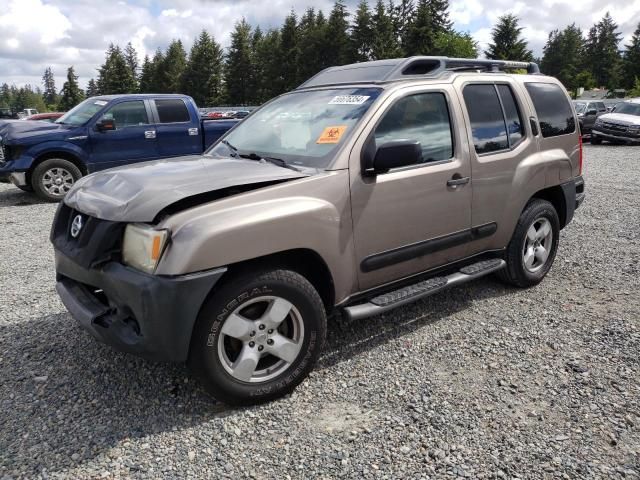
<box><xmin>96</xmin><ymin>118</ymin><xmax>116</xmax><ymax>132</ymax></box>
<box><xmin>586</xmin><ymin>109</ymin><xmax>597</xmax><ymax>116</ymax></box>
<box><xmin>363</xmin><ymin>140</ymin><xmax>422</xmax><ymax>175</ymax></box>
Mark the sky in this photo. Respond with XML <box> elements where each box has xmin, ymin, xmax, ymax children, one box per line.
<box><xmin>1</xmin><ymin>0</ymin><xmax>639</xmax><ymax>90</ymax></box>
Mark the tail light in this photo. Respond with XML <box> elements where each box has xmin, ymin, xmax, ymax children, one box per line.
<box><xmin>578</xmin><ymin>134</ymin><xmax>583</xmax><ymax>175</ymax></box>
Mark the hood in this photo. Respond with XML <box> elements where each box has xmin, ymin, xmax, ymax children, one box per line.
<box><xmin>598</xmin><ymin>113</ymin><xmax>640</xmax><ymax>126</ymax></box>
<box><xmin>0</xmin><ymin>119</ymin><xmax>77</xmax><ymax>143</ymax></box>
<box><xmin>64</xmin><ymin>155</ymin><xmax>309</xmax><ymax>222</ymax></box>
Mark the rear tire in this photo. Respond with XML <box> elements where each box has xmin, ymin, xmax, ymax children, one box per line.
<box><xmin>497</xmin><ymin>199</ymin><xmax>559</xmax><ymax>288</ymax></box>
<box><xmin>188</xmin><ymin>269</ymin><xmax>327</xmax><ymax>406</ymax></box>
<box><xmin>31</xmin><ymin>158</ymin><xmax>82</xmax><ymax>202</ymax></box>
<box><xmin>590</xmin><ymin>135</ymin><xmax>603</xmax><ymax>145</ymax></box>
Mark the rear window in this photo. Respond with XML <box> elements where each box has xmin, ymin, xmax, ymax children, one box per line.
<box><xmin>525</xmin><ymin>83</ymin><xmax>575</xmax><ymax>138</ymax></box>
<box><xmin>155</xmin><ymin>99</ymin><xmax>190</xmax><ymax>123</ymax></box>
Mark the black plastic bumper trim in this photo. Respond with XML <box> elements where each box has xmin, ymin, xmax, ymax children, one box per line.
<box><xmin>55</xmin><ymin>250</ymin><xmax>226</xmax><ymax>362</ymax></box>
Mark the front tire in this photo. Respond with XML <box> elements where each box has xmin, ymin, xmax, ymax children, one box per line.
<box><xmin>188</xmin><ymin>269</ymin><xmax>327</xmax><ymax>406</ymax></box>
<box><xmin>498</xmin><ymin>199</ymin><xmax>559</xmax><ymax>288</ymax></box>
<box><xmin>32</xmin><ymin>158</ymin><xmax>82</xmax><ymax>202</ymax></box>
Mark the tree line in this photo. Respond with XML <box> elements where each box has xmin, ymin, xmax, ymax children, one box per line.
<box><xmin>2</xmin><ymin>0</ymin><xmax>640</xmax><ymax>113</ymax></box>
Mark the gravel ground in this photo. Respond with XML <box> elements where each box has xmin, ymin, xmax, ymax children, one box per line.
<box><xmin>1</xmin><ymin>144</ymin><xmax>639</xmax><ymax>479</ymax></box>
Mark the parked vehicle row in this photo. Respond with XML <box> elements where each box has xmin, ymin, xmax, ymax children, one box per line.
<box><xmin>51</xmin><ymin>56</ymin><xmax>585</xmax><ymax>406</ymax></box>
<box><xmin>204</xmin><ymin>110</ymin><xmax>251</xmax><ymax>119</ymax></box>
<box><xmin>0</xmin><ymin>94</ymin><xmax>238</xmax><ymax>200</ymax></box>
<box><xmin>590</xmin><ymin>98</ymin><xmax>640</xmax><ymax>145</ymax></box>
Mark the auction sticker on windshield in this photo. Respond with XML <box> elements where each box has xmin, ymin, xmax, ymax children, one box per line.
<box><xmin>317</xmin><ymin>126</ymin><xmax>347</xmax><ymax>144</ymax></box>
<box><xmin>329</xmin><ymin>95</ymin><xmax>370</xmax><ymax>105</ymax></box>
<box><xmin>94</xmin><ymin>100</ymin><xmax>108</xmax><ymax>106</ymax></box>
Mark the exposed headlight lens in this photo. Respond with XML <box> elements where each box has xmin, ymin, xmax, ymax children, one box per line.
<box><xmin>628</xmin><ymin>125</ymin><xmax>640</xmax><ymax>134</ymax></box>
<box><xmin>122</xmin><ymin>224</ymin><xmax>169</xmax><ymax>274</ymax></box>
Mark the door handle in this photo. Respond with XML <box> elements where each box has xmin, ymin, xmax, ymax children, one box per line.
<box><xmin>447</xmin><ymin>176</ymin><xmax>470</xmax><ymax>187</ymax></box>
<box><xmin>144</xmin><ymin>130</ymin><xmax>156</xmax><ymax>139</ymax></box>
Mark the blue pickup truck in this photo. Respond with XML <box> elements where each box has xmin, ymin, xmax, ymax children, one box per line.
<box><xmin>0</xmin><ymin>94</ymin><xmax>238</xmax><ymax>201</ymax></box>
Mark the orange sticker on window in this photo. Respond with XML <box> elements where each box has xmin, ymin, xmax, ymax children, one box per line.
<box><xmin>316</xmin><ymin>126</ymin><xmax>347</xmax><ymax>144</ymax></box>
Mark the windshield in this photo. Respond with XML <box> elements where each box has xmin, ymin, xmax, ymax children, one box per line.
<box><xmin>613</xmin><ymin>102</ymin><xmax>640</xmax><ymax>116</ymax></box>
<box><xmin>55</xmin><ymin>98</ymin><xmax>109</xmax><ymax>126</ymax></box>
<box><xmin>573</xmin><ymin>103</ymin><xmax>587</xmax><ymax>114</ymax></box>
<box><xmin>208</xmin><ymin>87</ymin><xmax>382</xmax><ymax>169</ymax></box>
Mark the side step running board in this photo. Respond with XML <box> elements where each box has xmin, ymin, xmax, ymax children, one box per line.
<box><xmin>342</xmin><ymin>259</ymin><xmax>506</xmax><ymax>321</ymax></box>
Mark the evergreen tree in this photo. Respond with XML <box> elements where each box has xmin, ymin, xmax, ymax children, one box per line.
<box><xmin>138</xmin><ymin>55</ymin><xmax>154</xmax><ymax>93</ymax></box>
<box><xmin>350</xmin><ymin>0</ymin><xmax>374</xmax><ymax>62</ymax></box>
<box><xmin>97</xmin><ymin>44</ymin><xmax>137</xmax><ymax>94</ymax></box>
<box><xmin>124</xmin><ymin>42</ymin><xmax>139</xmax><ymax>91</ymax></box>
<box><xmin>253</xmin><ymin>29</ymin><xmax>285</xmax><ymax>101</ymax></box>
<box><xmin>298</xmin><ymin>9</ymin><xmax>319</xmax><ymax>82</ymax></box>
<box><xmin>541</xmin><ymin>24</ymin><xmax>585</xmax><ymax>94</ymax></box>
<box><xmin>629</xmin><ymin>76</ymin><xmax>640</xmax><ymax>97</ymax></box>
<box><xmin>325</xmin><ymin>1</ymin><xmax>351</xmax><ymax>66</ymax></box>
<box><xmin>0</xmin><ymin>83</ymin><xmax>11</xmax><ymax>108</ymax></box>
<box><xmin>403</xmin><ymin>0</ymin><xmax>452</xmax><ymax>56</ymax></box>
<box><xmin>180</xmin><ymin>30</ymin><xmax>224</xmax><ymax>106</ymax></box>
<box><xmin>622</xmin><ymin>23</ymin><xmax>640</xmax><ymax>89</ymax></box>
<box><xmin>484</xmin><ymin>14</ymin><xmax>533</xmax><ymax>61</ymax></box>
<box><xmin>434</xmin><ymin>31</ymin><xmax>478</xmax><ymax>58</ymax></box>
<box><xmin>371</xmin><ymin>0</ymin><xmax>401</xmax><ymax>59</ymax></box>
<box><xmin>280</xmin><ymin>11</ymin><xmax>300</xmax><ymax>90</ymax></box>
<box><xmin>42</xmin><ymin>67</ymin><xmax>57</xmax><ymax>108</ymax></box>
<box><xmin>387</xmin><ymin>0</ymin><xmax>415</xmax><ymax>53</ymax></box>
<box><xmin>157</xmin><ymin>40</ymin><xmax>187</xmax><ymax>93</ymax></box>
<box><xmin>225</xmin><ymin>19</ymin><xmax>254</xmax><ymax>104</ymax></box>
<box><xmin>591</xmin><ymin>12</ymin><xmax>622</xmax><ymax>89</ymax></box>
<box><xmin>59</xmin><ymin>66</ymin><xmax>84</xmax><ymax>111</ymax></box>
<box><xmin>86</xmin><ymin>78</ymin><xmax>99</xmax><ymax>97</ymax></box>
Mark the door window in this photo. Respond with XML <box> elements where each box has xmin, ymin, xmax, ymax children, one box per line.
<box><xmin>525</xmin><ymin>82</ymin><xmax>575</xmax><ymax>138</ymax></box>
<box><xmin>102</xmin><ymin>101</ymin><xmax>149</xmax><ymax>129</ymax></box>
<box><xmin>374</xmin><ymin>92</ymin><xmax>453</xmax><ymax>164</ymax></box>
<box><xmin>155</xmin><ymin>99</ymin><xmax>190</xmax><ymax>123</ymax></box>
<box><xmin>463</xmin><ymin>84</ymin><xmax>524</xmax><ymax>154</ymax></box>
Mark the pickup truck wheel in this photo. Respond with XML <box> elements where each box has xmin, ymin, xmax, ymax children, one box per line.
<box><xmin>189</xmin><ymin>269</ymin><xmax>327</xmax><ymax>406</ymax></box>
<box><xmin>32</xmin><ymin>158</ymin><xmax>82</xmax><ymax>202</ymax></box>
<box><xmin>590</xmin><ymin>135</ymin><xmax>603</xmax><ymax>145</ymax></box>
<box><xmin>497</xmin><ymin>199</ymin><xmax>559</xmax><ymax>288</ymax></box>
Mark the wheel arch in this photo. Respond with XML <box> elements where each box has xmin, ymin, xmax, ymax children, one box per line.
<box><xmin>28</xmin><ymin>151</ymin><xmax>87</xmax><ymax>185</ymax></box>
<box><xmin>210</xmin><ymin>248</ymin><xmax>336</xmax><ymax>314</ymax></box>
<box><xmin>530</xmin><ymin>184</ymin><xmax>568</xmax><ymax>229</ymax></box>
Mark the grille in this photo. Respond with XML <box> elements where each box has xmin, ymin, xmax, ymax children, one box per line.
<box><xmin>601</xmin><ymin>122</ymin><xmax>628</xmax><ymax>133</ymax></box>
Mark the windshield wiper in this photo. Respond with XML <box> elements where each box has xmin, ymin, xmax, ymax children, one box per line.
<box><xmin>221</xmin><ymin>139</ymin><xmax>239</xmax><ymax>157</ymax></box>
<box><xmin>239</xmin><ymin>152</ymin><xmax>301</xmax><ymax>172</ymax></box>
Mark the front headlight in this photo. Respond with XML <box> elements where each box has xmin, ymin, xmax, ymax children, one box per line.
<box><xmin>122</xmin><ymin>223</ymin><xmax>170</xmax><ymax>274</ymax></box>
<box><xmin>628</xmin><ymin>125</ymin><xmax>640</xmax><ymax>135</ymax></box>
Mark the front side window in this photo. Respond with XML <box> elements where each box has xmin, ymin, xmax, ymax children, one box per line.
<box><xmin>208</xmin><ymin>87</ymin><xmax>382</xmax><ymax>169</ymax></box>
<box><xmin>374</xmin><ymin>92</ymin><xmax>453</xmax><ymax>163</ymax></box>
<box><xmin>463</xmin><ymin>84</ymin><xmax>509</xmax><ymax>154</ymax></box>
<box><xmin>525</xmin><ymin>82</ymin><xmax>575</xmax><ymax>138</ymax></box>
<box><xmin>155</xmin><ymin>99</ymin><xmax>190</xmax><ymax>123</ymax></box>
<box><xmin>102</xmin><ymin>101</ymin><xmax>149</xmax><ymax>129</ymax></box>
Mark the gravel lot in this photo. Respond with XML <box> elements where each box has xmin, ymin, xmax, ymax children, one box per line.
<box><xmin>1</xmin><ymin>144</ymin><xmax>639</xmax><ymax>479</ymax></box>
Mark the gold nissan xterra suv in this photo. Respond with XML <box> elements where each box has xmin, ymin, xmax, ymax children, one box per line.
<box><xmin>51</xmin><ymin>57</ymin><xmax>585</xmax><ymax>405</ymax></box>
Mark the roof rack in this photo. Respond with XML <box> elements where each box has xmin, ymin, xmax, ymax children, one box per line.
<box><xmin>297</xmin><ymin>56</ymin><xmax>541</xmax><ymax>90</ymax></box>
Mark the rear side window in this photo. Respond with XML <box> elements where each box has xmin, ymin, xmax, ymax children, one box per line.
<box><xmin>155</xmin><ymin>99</ymin><xmax>190</xmax><ymax>123</ymax></box>
<box><xmin>374</xmin><ymin>92</ymin><xmax>453</xmax><ymax>163</ymax></box>
<box><xmin>525</xmin><ymin>83</ymin><xmax>575</xmax><ymax>138</ymax></box>
<box><xmin>462</xmin><ymin>84</ymin><xmax>508</xmax><ymax>154</ymax></box>
<box><xmin>497</xmin><ymin>85</ymin><xmax>524</xmax><ymax>146</ymax></box>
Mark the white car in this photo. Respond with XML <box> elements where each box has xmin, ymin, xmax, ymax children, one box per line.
<box><xmin>591</xmin><ymin>98</ymin><xmax>640</xmax><ymax>145</ymax></box>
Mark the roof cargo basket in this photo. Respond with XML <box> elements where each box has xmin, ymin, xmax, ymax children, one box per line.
<box><xmin>297</xmin><ymin>56</ymin><xmax>541</xmax><ymax>89</ymax></box>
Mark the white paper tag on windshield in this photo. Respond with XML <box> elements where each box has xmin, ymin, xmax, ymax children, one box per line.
<box><xmin>94</xmin><ymin>100</ymin><xmax>108</xmax><ymax>106</ymax></box>
<box><xmin>329</xmin><ymin>95</ymin><xmax>370</xmax><ymax>105</ymax></box>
